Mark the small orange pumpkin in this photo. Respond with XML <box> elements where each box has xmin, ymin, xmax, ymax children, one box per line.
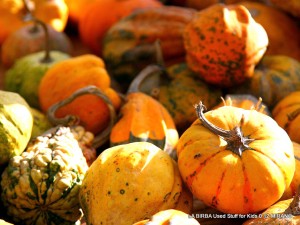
<box><xmin>183</xmin><ymin>3</ymin><xmax>268</xmax><ymax>88</ymax></box>
<box><xmin>177</xmin><ymin>102</ymin><xmax>295</xmax><ymax>214</ymax></box>
<box><xmin>272</xmin><ymin>91</ymin><xmax>300</xmax><ymax>144</ymax></box>
<box><xmin>38</xmin><ymin>54</ymin><xmax>121</xmax><ymax>135</ymax></box>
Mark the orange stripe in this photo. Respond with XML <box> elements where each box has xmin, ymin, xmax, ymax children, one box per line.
<box><xmin>242</xmin><ymin>164</ymin><xmax>253</xmax><ymax>212</ymax></box>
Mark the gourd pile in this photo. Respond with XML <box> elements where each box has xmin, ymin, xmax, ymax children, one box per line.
<box><xmin>0</xmin><ymin>0</ymin><xmax>300</xmax><ymax>224</ymax></box>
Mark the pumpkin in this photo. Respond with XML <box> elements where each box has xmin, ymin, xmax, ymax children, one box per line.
<box><xmin>240</xmin><ymin>1</ymin><xmax>300</xmax><ymax>62</ymax></box>
<box><xmin>79</xmin><ymin>141</ymin><xmax>193</xmax><ymax>225</ymax></box>
<box><xmin>132</xmin><ymin>209</ymin><xmax>200</xmax><ymax>225</ymax></box>
<box><xmin>184</xmin><ymin>0</ymin><xmax>265</xmax><ymax>10</ymax></box>
<box><xmin>1</xmin><ymin>19</ymin><xmax>73</xmax><ymax>68</ymax></box>
<box><xmin>243</xmin><ymin>185</ymin><xmax>300</xmax><ymax>225</ymax></box>
<box><xmin>0</xmin><ymin>90</ymin><xmax>33</xmax><ymax>166</ymax></box>
<box><xmin>228</xmin><ymin>55</ymin><xmax>300</xmax><ymax>109</ymax></box>
<box><xmin>183</xmin><ymin>3</ymin><xmax>268</xmax><ymax>88</ymax></box>
<box><xmin>269</xmin><ymin>0</ymin><xmax>300</xmax><ymax>18</ymax></box>
<box><xmin>213</xmin><ymin>94</ymin><xmax>271</xmax><ymax>116</ymax></box>
<box><xmin>0</xmin><ymin>126</ymin><xmax>89</xmax><ymax>225</ymax></box>
<box><xmin>281</xmin><ymin>142</ymin><xmax>300</xmax><ymax>200</ymax></box>
<box><xmin>177</xmin><ymin>101</ymin><xmax>295</xmax><ymax>214</ymax></box>
<box><xmin>0</xmin><ymin>0</ymin><xmax>69</xmax><ymax>45</ymax></box>
<box><xmin>272</xmin><ymin>91</ymin><xmax>300</xmax><ymax>144</ymax></box>
<box><xmin>64</xmin><ymin>0</ymin><xmax>97</xmax><ymax>25</ymax></box>
<box><xmin>109</xmin><ymin>65</ymin><xmax>179</xmax><ymax>158</ymax></box>
<box><xmin>38</xmin><ymin>54</ymin><xmax>121</xmax><ymax>135</ymax></box>
<box><xmin>153</xmin><ymin>63</ymin><xmax>222</xmax><ymax>134</ymax></box>
<box><xmin>78</xmin><ymin>0</ymin><xmax>163</xmax><ymax>54</ymax></box>
<box><xmin>102</xmin><ymin>5</ymin><xmax>197</xmax><ymax>88</ymax></box>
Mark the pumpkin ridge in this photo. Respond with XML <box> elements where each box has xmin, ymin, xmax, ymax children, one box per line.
<box><xmin>211</xmin><ymin>170</ymin><xmax>226</xmax><ymax>208</ymax></box>
<box><xmin>242</xmin><ymin>163</ymin><xmax>254</xmax><ymax>213</ymax></box>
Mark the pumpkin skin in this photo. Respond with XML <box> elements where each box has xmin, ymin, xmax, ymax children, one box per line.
<box><xmin>109</xmin><ymin>92</ymin><xmax>179</xmax><ymax>157</ymax></box>
<box><xmin>270</xmin><ymin>0</ymin><xmax>300</xmax><ymax>18</ymax></box>
<box><xmin>240</xmin><ymin>1</ymin><xmax>300</xmax><ymax>62</ymax></box>
<box><xmin>281</xmin><ymin>142</ymin><xmax>300</xmax><ymax>200</ymax></box>
<box><xmin>272</xmin><ymin>91</ymin><xmax>300</xmax><ymax>144</ymax></box>
<box><xmin>79</xmin><ymin>142</ymin><xmax>193</xmax><ymax>225</ymax></box>
<box><xmin>0</xmin><ymin>90</ymin><xmax>33</xmax><ymax>166</ymax></box>
<box><xmin>78</xmin><ymin>0</ymin><xmax>163</xmax><ymax>54</ymax></box>
<box><xmin>132</xmin><ymin>209</ymin><xmax>200</xmax><ymax>225</ymax></box>
<box><xmin>183</xmin><ymin>3</ymin><xmax>268</xmax><ymax>88</ymax></box>
<box><xmin>154</xmin><ymin>63</ymin><xmax>222</xmax><ymax>134</ymax></box>
<box><xmin>229</xmin><ymin>55</ymin><xmax>300</xmax><ymax>109</ymax></box>
<box><xmin>177</xmin><ymin>103</ymin><xmax>295</xmax><ymax>214</ymax></box>
<box><xmin>38</xmin><ymin>54</ymin><xmax>121</xmax><ymax>135</ymax></box>
<box><xmin>102</xmin><ymin>6</ymin><xmax>197</xmax><ymax>88</ymax></box>
<box><xmin>0</xmin><ymin>0</ymin><xmax>69</xmax><ymax>45</ymax></box>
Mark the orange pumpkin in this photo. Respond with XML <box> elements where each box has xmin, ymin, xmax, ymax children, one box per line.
<box><xmin>281</xmin><ymin>141</ymin><xmax>300</xmax><ymax>200</ymax></box>
<box><xmin>78</xmin><ymin>0</ymin><xmax>163</xmax><ymax>55</ymax></box>
<box><xmin>272</xmin><ymin>91</ymin><xmax>300</xmax><ymax>144</ymax></box>
<box><xmin>38</xmin><ymin>54</ymin><xmax>121</xmax><ymax>135</ymax></box>
<box><xmin>0</xmin><ymin>0</ymin><xmax>69</xmax><ymax>45</ymax></box>
<box><xmin>177</xmin><ymin>102</ymin><xmax>295</xmax><ymax>214</ymax></box>
<box><xmin>240</xmin><ymin>1</ymin><xmax>300</xmax><ymax>62</ymax></box>
<box><xmin>183</xmin><ymin>3</ymin><xmax>268</xmax><ymax>88</ymax></box>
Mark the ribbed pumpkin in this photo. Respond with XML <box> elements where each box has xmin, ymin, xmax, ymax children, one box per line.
<box><xmin>133</xmin><ymin>209</ymin><xmax>200</xmax><ymax>225</ymax></box>
<box><xmin>272</xmin><ymin>91</ymin><xmax>300</xmax><ymax>144</ymax></box>
<box><xmin>177</xmin><ymin>102</ymin><xmax>295</xmax><ymax>214</ymax></box>
<box><xmin>109</xmin><ymin>65</ymin><xmax>179</xmax><ymax>158</ymax></box>
<box><xmin>78</xmin><ymin>0</ymin><xmax>163</xmax><ymax>54</ymax></box>
<box><xmin>229</xmin><ymin>55</ymin><xmax>300</xmax><ymax>109</ymax></box>
<box><xmin>79</xmin><ymin>142</ymin><xmax>193</xmax><ymax>225</ymax></box>
<box><xmin>102</xmin><ymin>5</ymin><xmax>197</xmax><ymax>88</ymax></box>
<box><xmin>183</xmin><ymin>3</ymin><xmax>268</xmax><ymax>88</ymax></box>
<box><xmin>240</xmin><ymin>1</ymin><xmax>300</xmax><ymax>62</ymax></box>
<box><xmin>1</xmin><ymin>126</ymin><xmax>89</xmax><ymax>225</ymax></box>
<box><xmin>38</xmin><ymin>54</ymin><xmax>121</xmax><ymax>135</ymax></box>
<box><xmin>153</xmin><ymin>63</ymin><xmax>222</xmax><ymax>134</ymax></box>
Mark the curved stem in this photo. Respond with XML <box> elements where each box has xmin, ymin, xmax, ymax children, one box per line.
<box><xmin>126</xmin><ymin>64</ymin><xmax>165</xmax><ymax>94</ymax></box>
<box><xmin>195</xmin><ymin>101</ymin><xmax>254</xmax><ymax>156</ymax></box>
<box><xmin>287</xmin><ymin>108</ymin><xmax>300</xmax><ymax>121</ymax></box>
<box><xmin>47</xmin><ymin>85</ymin><xmax>117</xmax><ymax>149</ymax></box>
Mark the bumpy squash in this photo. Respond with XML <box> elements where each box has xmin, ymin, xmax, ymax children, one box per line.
<box><xmin>229</xmin><ymin>55</ymin><xmax>300</xmax><ymax>109</ymax></box>
<box><xmin>133</xmin><ymin>209</ymin><xmax>200</xmax><ymax>225</ymax></box>
<box><xmin>177</xmin><ymin>102</ymin><xmax>295</xmax><ymax>214</ymax></box>
<box><xmin>240</xmin><ymin>1</ymin><xmax>300</xmax><ymax>62</ymax></box>
<box><xmin>110</xmin><ymin>65</ymin><xmax>179</xmax><ymax>158</ymax></box>
<box><xmin>78</xmin><ymin>0</ymin><xmax>162</xmax><ymax>54</ymax></box>
<box><xmin>1</xmin><ymin>126</ymin><xmax>89</xmax><ymax>225</ymax></box>
<box><xmin>183</xmin><ymin>3</ymin><xmax>268</xmax><ymax>88</ymax></box>
<box><xmin>272</xmin><ymin>91</ymin><xmax>300</xmax><ymax>144</ymax></box>
<box><xmin>102</xmin><ymin>5</ymin><xmax>197</xmax><ymax>88</ymax></box>
<box><xmin>153</xmin><ymin>63</ymin><xmax>222</xmax><ymax>134</ymax></box>
<box><xmin>38</xmin><ymin>54</ymin><xmax>121</xmax><ymax>135</ymax></box>
<box><xmin>79</xmin><ymin>142</ymin><xmax>193</xmax><ymax>225</ymax></box>
<box><xmin>0</xmin><ymin>90</ymin><xmax>33</xmax><ymax>166</ymax></box>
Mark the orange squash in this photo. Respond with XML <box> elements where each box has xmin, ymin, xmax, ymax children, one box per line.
<box><xmin>240</xmin><ymin>1</ymin><xmax>300</xmax><ymax>62</ymax></box>
<box><xmin>177</xmin><ymin>102</ymin><xmax>295</xmax><ymax>214</ymax></box>
<box><xmin>38</xmin><ymin>54</ymin><xmax>121</xmax><ymax>135</ymax></box>
<box><xmin>272</xmin><ymin>91</ymin><xmax>300</xmax><ymax>144</ymax></box>
<box><xmin>78</xmin><ymin>0</ymin><xmax>163</xmax><ymax>55</ymax></box>
<box><xmin>183</xmin><ymin>3</ymin><xmax>268</xmax><ymax>88</ymax></box>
